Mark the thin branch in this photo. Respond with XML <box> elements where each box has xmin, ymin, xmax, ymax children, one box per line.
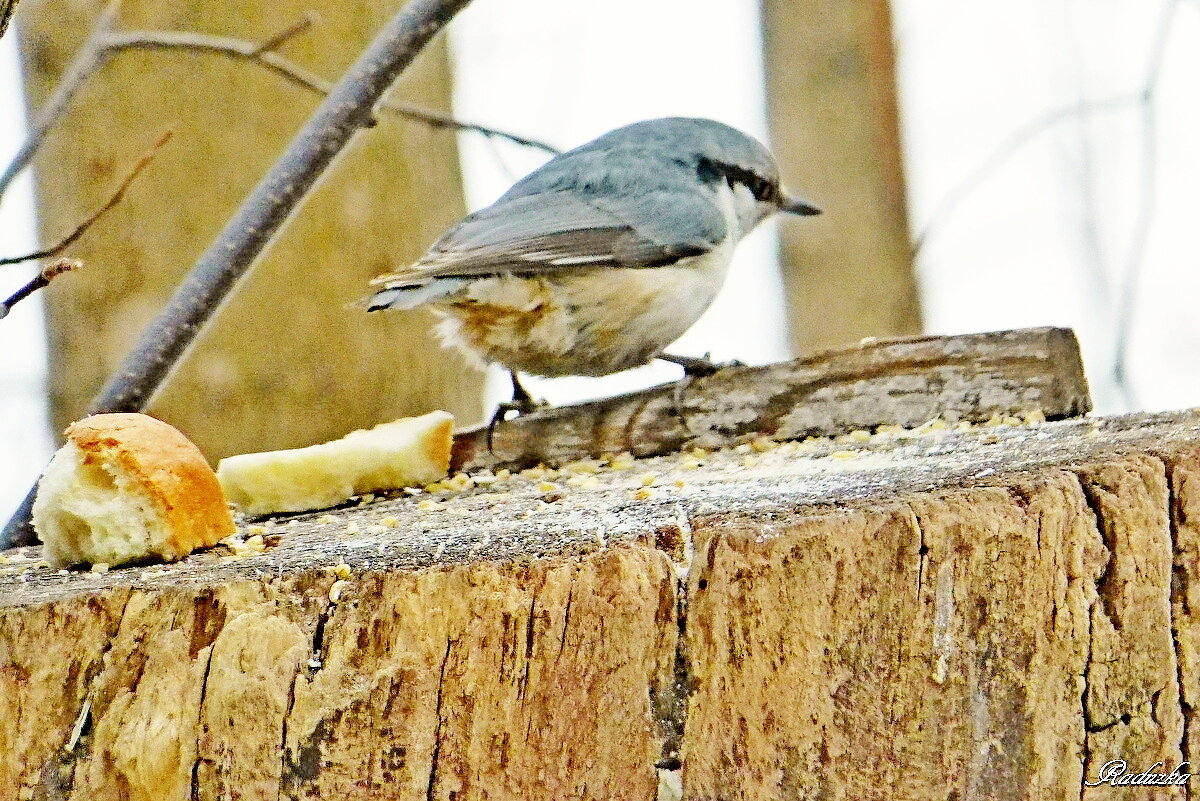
<box><xmin>2</xmin><ymin>0</ymin><xmax>478</xmax><ymax>547</ymax></box>
<box><xmin>98</xmin><ymin>29</ymin><xmax>560</xmax><ymax>154</ymax></box>
<box><xmin>247</xmin><ymin>10</ymin><xmax>317</xmax><ymax>56</ymax></box>
<box><xmin>0</xmin><ymin>129</ymin><xmax>172</xmax><ymax>267</ymax></box>
<box><xmin>0</xmin><ymin>0</ymin><xmax>122</xmax><ymax>201</ymax></box>
<box><xmin>0</xmin><ymin>258</ymin><xmax>79</xmax><ymax>319</ymax></box>
<box><xmin>1111</xmin><ymin>0</ymin><xmax>1180</xmax><ymax>408</ymax></box>
<box><xmin>912</xmin><ymin>92</ymin><xmax>1142</xmax><ymax>256</ymax></box>
<box><xmin>0</xmin><ymin>10</ymin><xmax>558</xmax><ymax>205</ymax></box>
<box><xmin>0</xmin><ymin>0</ymin><xmax>17</xmax><ymax>42</ymax></box>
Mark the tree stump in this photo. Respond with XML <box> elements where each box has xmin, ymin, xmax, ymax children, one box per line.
<box><xmin>3</xmin><ymin>409</ymin><xmax>1199</xmax><ymax>799</ymax></box>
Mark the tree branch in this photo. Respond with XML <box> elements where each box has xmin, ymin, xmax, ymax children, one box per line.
<box><xmin>0</xmin><ymin>8</ymin><xmax>558</xmax><ymax>204</ymax></box>
<box><xmin>0</xmin><ymin>258</ymin><xmax>79</xmax><ymax>320</ymax></box>
<box><xmin>2</xmin><ymin>0</ymin><xmax>478</xmax><ymax>546</ymax></box>
<box><xmin>0</xmin><ymin>129</ymin><xmax>171</xmax><ymax>268</ymax></box>
<box><xmin>0</xmin><ymin>0</ymin><xmax>17</xmax><ymax>42</ymax></box>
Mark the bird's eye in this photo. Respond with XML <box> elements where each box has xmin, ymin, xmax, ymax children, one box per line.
<box><xmin>751</xmin><ymin>178</ymin><xmax>773</xmax><ymax>202</ymax></box>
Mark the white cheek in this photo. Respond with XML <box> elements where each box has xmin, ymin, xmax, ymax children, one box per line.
<box><xmin>720</xmin><ymin>183</ymin><xmax>771</xmax><ymax>239</ymax></box>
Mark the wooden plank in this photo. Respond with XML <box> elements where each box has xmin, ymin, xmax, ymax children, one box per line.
<box><xmin>452</xmin><ymin>326</ymin><xmax>1092</xmax><ymax>472</ymax></box>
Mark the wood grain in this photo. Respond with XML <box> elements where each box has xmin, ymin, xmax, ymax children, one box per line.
<box><xmin>4</xmin><ymin>410</ymin><xmax>1200</xmax><ymax>798</ymax></box>
<box><xmin>453</xmin><ymin>326</ymin><xmax>1092</xmax><ymax>472</ymax></box>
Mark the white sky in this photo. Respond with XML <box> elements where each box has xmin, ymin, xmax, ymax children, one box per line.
<box><xmin>2</xmin><ymin>0</ymin><xmax>1198</xmax><ymax>516</ymax></box>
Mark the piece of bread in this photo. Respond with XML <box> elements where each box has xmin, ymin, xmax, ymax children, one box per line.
<box><xmin>33</xmin><ymin>413</ymin><xmax>236</xmax><ymax>568</ymax></box>
<box><xmin>216</xmin><ymin>410</ymin><xmax>454</xmax><ymax>516</ymax></box>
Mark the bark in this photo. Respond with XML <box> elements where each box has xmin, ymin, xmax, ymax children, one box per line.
<box><xmin>4</xmin><ymin>411</ymin><xmax>1200</xmax><ymax>798</ymax></box>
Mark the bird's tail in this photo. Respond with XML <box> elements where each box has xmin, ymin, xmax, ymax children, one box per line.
<box><xmin>357</xmin><ymin>278</ymin><xmax>468</xmax><ymax>312</ymax></box>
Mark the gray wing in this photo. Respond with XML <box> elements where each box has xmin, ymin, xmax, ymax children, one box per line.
<box><xmin>372</xmin><ymin>171</ymin><xmax>727</xmax><ymax>288</ymax></box>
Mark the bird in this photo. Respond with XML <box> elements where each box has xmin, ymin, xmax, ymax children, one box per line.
<box><xmin>364</xmin><ymin>116</ymin><xmax>820</xmax><ymax>410</ymax></box>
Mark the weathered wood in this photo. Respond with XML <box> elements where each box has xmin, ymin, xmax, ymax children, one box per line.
<box><xmin>453</xmin><ymin>326</ymin><xmax>1092</xmax><ymax>472</ymax></box>
<box><xmin>3</xmin><ymin>410</ymin><xmax>1200</xmax><ymax>798</ymax></box>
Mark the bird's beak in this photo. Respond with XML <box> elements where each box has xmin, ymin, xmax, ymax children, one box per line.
<box><xmin>780</xmin><ymin>193</ymin><xmax>822</xmax><ymax>216</ymax></box>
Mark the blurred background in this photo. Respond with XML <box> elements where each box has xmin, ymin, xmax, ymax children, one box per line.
<box><xmin>1</xmin><ymin>0</ymin><xmax>1196</xmax><ymax>517</ymax></box>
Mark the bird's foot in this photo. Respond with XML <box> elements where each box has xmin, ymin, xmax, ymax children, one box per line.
<box><xmin>487</xmin><ymin>372</ymin><xmax>546</xmax><ymax>452</ymax></box>
<box><xmin>659</xmin><ymin>352</ymin><xmax>743</xmax><ymax>377</ymax></box>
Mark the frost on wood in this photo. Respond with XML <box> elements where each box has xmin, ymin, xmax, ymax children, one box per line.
<box><xmin>2</xmin><ymin>410</ymin><xmax>1200</xmax><ymax>800</ymax></box>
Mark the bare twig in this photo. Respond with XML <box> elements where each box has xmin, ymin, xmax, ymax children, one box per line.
<box><xmin>0</xmin><ymin>9</ymin><xmax>558</xmax><ymax>205</ymax></box>
<box><xmin>0</xmin><ymin>258</ymin><xmax>79</xmax><ymax>319</ymax></box>
<box><xmin>912</xmin><ymin>92</ymin><xmax>1141</xmax><ymax>256</ymax></box>
<box><xmin>98</xmin><ymin>29</ymin><xmax>560</xmax><ymax>154</ymax></box>
<box><xmin>0</xmin><ymin>0</ymin><xmax>17</xmax><ymax>41</ymax></box>
<box><xmin>247</xmin><ymin>10</ymin><xmax>317</xmax><ymax>56</ymax></box>
<box><xmin>0</xmin><ymin>129</ymin><xmax>172</xmax><ymax>267</ymax></box>
<box><xmin>2</xmin><ymin>0</ymin><xmax>478</xmax><ymax>546</ymax></box>
<box><xmin>1110</xmin><ymin>0</ymin><xmax>1180</xmax><ymax>408</ymax></box>
<box><xmin>0</xmin><ymin>0</ymin><xmax>122</xmax><ymax>201</ymax></box>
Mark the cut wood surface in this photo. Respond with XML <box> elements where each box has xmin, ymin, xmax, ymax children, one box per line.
<box><xmin>4</xmin><ymin>409</ymin><xmax>1200</xmax><ymax>799</ymax></box>
<box><xmin>454</xmin><ymin>326</ymin><xmax>1092</xmax><ymax>472</ymax></box>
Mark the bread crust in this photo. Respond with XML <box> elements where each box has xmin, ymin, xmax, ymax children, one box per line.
<box><xmin>63</xmin><ymin>413</ymin><xmax>235</xmax><ymax>558</ymax></box>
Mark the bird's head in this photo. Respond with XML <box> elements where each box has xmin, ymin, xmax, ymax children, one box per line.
<box><xmin>603</xmin><ymin>117</ymin><xmax>821</xmax><ymax>234</ymax></box>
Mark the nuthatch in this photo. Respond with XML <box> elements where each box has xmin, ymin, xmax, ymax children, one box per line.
<box><xmin>365</xmin><ymin>117</ymin><xmax>819</xmax><ymax>406</ymax></box>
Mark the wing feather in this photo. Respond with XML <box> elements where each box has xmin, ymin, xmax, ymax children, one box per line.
<box><xmin>372</xmin><ymin>173</ymin><xmax>727</xmax><ymax>289</ymax></box>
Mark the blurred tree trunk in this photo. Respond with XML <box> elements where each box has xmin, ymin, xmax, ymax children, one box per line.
<box><xmin>762</xmin><ymin>0</ymin><xmax>921</xmax><ymax>354</ymax></box>
<box><xmin>18</xmin><ymin>0</ymin><xmax>485</xmax><ymax>461</ymax></box>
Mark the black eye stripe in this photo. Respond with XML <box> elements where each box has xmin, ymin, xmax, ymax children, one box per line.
<box><xmin>696</xmin><ymin>157</ymin><xmax>776</xmax><ymax>202</ymax></box>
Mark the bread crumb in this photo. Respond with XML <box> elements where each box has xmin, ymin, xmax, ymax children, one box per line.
<box><xmin>343</xmin><ymin>522</ymin><xmax>360</xmax><ymax>535</ymax></box>
<box><xmin>607</xmin><ymin>452</ymin><xmax>636</xmax><ymax>471</ymax></box>
<box><xmin>317</xmin><ymin>514</ymin><xmax>337</xmax><ymax>524</ymax></box>
<box><xmin>847</xmin><ymin>429</ymin><xmax>871</xmax><ymax>443</ymax></box>
<box><xmin>563</xmin><ymin>458</ymin><xmax>603</xmax><ymax>475</ymax></box>
<box><xmin>830</xmin><ymin>450</ymin><xmax>858</xmax><ymax>460</ymax></box>
<box><xmin>1022</xmin><ymin>409</ymin><xmax>1046</xmax><ymax>425</ymax></box>
<box><xmin>247</xmin><ymin>524</ymin><xmax>268</xmax><ymax>536</ymax></box>
<box><xmin>89</xmin><ymin>563</ymin><xmax>110</xmax><ymax>573</ymax></box>
<box><xmin>741</xmin><ymin>455</ymin><xmax>759</xmax><ymax>468</ymax></box>
<box><xmin>565</xmin><ymin>474</ymin><xmax>601</xmax><ymax>489</ymax></box>
<box><xmin>444</xmin><ymin>473</ymin><xmax>475</xmax><ymax>493</ymax></box>
<box><xmin>749</xmin><ymin>436</ymin><xmax>777</xmax><ymax>453</ymax></box>
<box><xmin>328</xmin><ymin>579</ymin><xmax>348</xmax><ymax>603</ymax></box>
<box><xmin>417</xmin><ymin>499</ymin><xmax>440</xmax><ymax>511</ymax></box>
<box><xmin>537</xmin><ymin>480</ymin><xmax>558</xmax><ymax>493</ymax></box>
<box><xmin>378</xmin><ymin>516</ymin><xmax>399</xmax><ymax>528</ymax></box>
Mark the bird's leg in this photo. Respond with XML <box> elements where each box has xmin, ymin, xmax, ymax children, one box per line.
<box><xmin>659</xmin><ymin>352</ymin><xmax>743</xmax><ymax>377</ymax></box>
<box><xmin>487</xmin><ymin>371</ymin><xmax>542</xmax><ymax>453</ymax></box>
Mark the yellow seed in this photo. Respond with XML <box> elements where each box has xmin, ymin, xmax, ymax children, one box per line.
<box><xmin>639</xmin><ymin>472</ymin><xmax>658</xmax><ymax>487</ymax></box>
<box><xmin>831</xmin><ymin>450</ymin><xmax>858</xmax><ymax>460</ymax></box>
<box><xmin>332</xmin><ymin>562</ymin><xmax>352</xmax><ymax>580</ymax></box>
<box><xmin>633</xmin><ymin>487</ymin><xmax>654</xmax><ymax>501</ymax></box>
<box><xmin>417</xmin><ymin>499</ymin><xmax>439</xmax><ymax>511</ymax></box>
